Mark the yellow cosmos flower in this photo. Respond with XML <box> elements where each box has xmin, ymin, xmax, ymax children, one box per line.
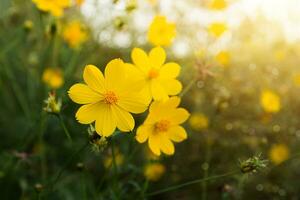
<box><xmin>209</xmin><ymin>0</ymin><xmax>227</xmax><ymax>10</ymax></box>
<box><xmin>147</xmin><ymin>16</ymin><xmax>176</xmax><ymax>46</ymax></box>
<box><xmin>293</xmin><ymin>74</ymin><xmax>300</xmax><ymax>86</ymax></box>
<box><xmin>128</xmin><ymin>47</ymin><xmax>182</xmax><ymax>101</ymax></box>
<box><xmin>63</xmin><ymin>21</ymin><xmax>87</xmax><ymax>48</ymax></box>
<box><xmin>189</xmin><ymin>113</ymin><xmax>209</xmax><ymax>131</ymax></box>
<box><xmin>136</xmin><ymin>97</ymin><xmax>189</xmax><ymax>156</ymax></box>
<box><xmin>144</xmin><ymin>163</ymin><xmax>165</xmax><ymax>181</ymax></box>
<box><xmin>208</xmin><ymin>22</ymin><xmax>227</xmax><ymax>38</ymax></box>
<box><xmin>269</xmin><ymin>144</ymin><xmax>290</xmax><ymax>165</ymax></box>
<box><xmin>32</xmin><ymin>0</ymin><xmax>70</xmax><ymax>17</ymax></box>
<box><xmin>68</xmin><ymin>59</ymin><xmax>149</xmax><ymax>137</ymax></box>
<box><xmin>216</xmin><ymin>51</ymin><xmax>230</xmax><ymax>67</ymax></box>
<box><xmin>260</xmin><ymin>90</ymin><xmax>281</xmax><ymax>113</ymax></box>
<box><xmin>42</xmin><ymin>68</ymin><xmax>64</xmax><ymax>89</ymax></box>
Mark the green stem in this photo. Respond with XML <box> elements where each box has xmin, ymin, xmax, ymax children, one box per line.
<box><xmin>202</xmin><ymin>136</ymin><xmax>211</xmax><ymax>200</ymax></box>
<box><xmin>111</xmin><ymin>141</ymin><xmax>119</xmax><ymax>197</ymax></box>
<box><xmin>146</xmin><ymin>170</ymin><xmax>239</xmax><ymax>196</ymax></box>
<box><xmin>58</xmin><ymin>114</ymin><xmax>72</xmax><ymax>142</ymax></box>
<box><xmin>81</xmin><ymin>172</ymin><xmax>87</xmax><ymax>200</ymax></box>
<box><xmin>180</xmin><ymin>78</ymin><xmax>197</xmax><ymax>97</ymax></box>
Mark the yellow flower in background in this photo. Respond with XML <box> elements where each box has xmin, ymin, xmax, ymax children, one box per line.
<box><xmin>208</xmin><ymin>22</ymin><xmax>227</xmax><ymax>38</ymax></box>
<box><xmin>274</xmin><ymin>49</ymin><xmax>286</xmax><ymax>61</ymax></box>
<box><xmin>42</xmin><ymin>68</ymin><xmax>64</xmax><ymax>89</ymax></box>
<box><xmin>148</xmin><ymin>16</ymin><xmax>176</xmax><ymax>46</ymax></box>
<box><xmin>216</xmin><ymin>51</ymin><xmax>230</xmax><ymax>67</ymax></box>
<box><xmin>32</xmin><ymin>0</ymin><xmax>70</xmax><ymax>17</ymax></box>
<box><xmin>269</xmin><ymin>144</ymin><xmax>290</xmax><ymax>165</ymax></box>
<box><xmin>260</xmin><ymin>90</ymin><xmax>281</xmax><ymax>113</ymax></box>
<box><xmin>209</xmin><ymin>0</ymin><xmax>227</xmax><ymax>10</ymax></box>
<box><xmin>147</xmin><ymin>0</ymin><xmax>157</xmax><ymax>6</ymax></box>
<box><xmin>68</xmin><ymin>59</ymin><xmax>149</xmax><ymax>137</ymax></box>
<box><xmin>293</xmin><ymin>74</ymin><xmax>300</xmax><ymax>86</ymax></box>
<box><xmin>144</xmin><ymin>163</ymin><xmax>166</xmax><ymax>181</ymax></box>
<box><xmin>189</xmin><ymin>113</ymin><xmax>209</xmax><ymax>131</ymax></box>
<box><xmin>63</xmin><ymin>21</ymin><xmax>87</xmax><ymax>48</ymax></box>
<box><xmin>104</xmin><ymin>151</ymin><xmax>124</xmax><ymax>168</ymax></box>
<box><xmin>136</xmin><ymin>97</ymin><xmax>189</xmax><ymax>156</ymax></box>
<box><xmin>128</xmin><ymin>47</ymin><xmax>182</xmax><ymax>101</ymax></box>
<box><xmin>75</xmin><ymin>0</ymin><xmax>85</xmax><ymax>6</ymax></box>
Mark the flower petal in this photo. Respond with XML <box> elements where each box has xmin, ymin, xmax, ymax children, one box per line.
<box><xmin>117</xmin><ymin>92</ymin><xmax>149</xmax><ymax>114</ymax></box>
<box><xmin>104</xmin><ymin>59</ymin><xmax>126</xmax><ymax>91</ymax></box>
<box><xmin>131</xmin><ymin>48</ymin><xmax>150</xmax><ymax>73</ymax></box>
<box><xmin>68</xmin><ymin>83</ymin><xmax>103</xmax><ymax>104</ymax></box>
<box><xmin>75</xmin><ymin>102</ymin><xmax>104</xmax><ymax>124</ymax></box>
<box><xmin>160</xmin><ymin>134</ymin><xmax>175</xmax><ymax>155</ymax></box>
<box><xmin>95</xmin><ymin>105</ymin><xmax>116</xmax><ymax>137</ymax></box>
<box><xmin>160</xmin><ymin>79</ymin><xmax>182</xmax><ymax>95</ymax></box>
<box><xmin>167</xmin><ymin>126</ymin><xmax>187</xmax><ymax>142</ymax></box>
<box><xmin>160</xmin><ymin>62</ymin><xmax>180</xmax><ymax>78</ymax></box>
<box><xmin>151</xmin><ymin>80</ymin><xmax>168</xmax><ymax>101</ymax></box>
<box><xmin>111</xmin><ymin>105</ymin><xmax>134</xmax><ymax>132</ymax></box>
<box><xmin>136</xmin><ymin>125</ymin><xmax>152</xmax><ymax>143</ymax></box>
<box><xmin>149</xmin><ymin>47</ymin><xmax>166</xmax><ymax>68</ymax></box>
<box><xmin>148</xmin><ymin>134</ymin><xmax>161</xmax><ymax>156</ymax></box>
<box><xmin>167</xmin><ymin>108</ymin><xmax>190</xmax><ymax>125</ymax></box>
<box><xmin>83</xmin><ymin>65</ymin><xmax>105</xmax><ymax>93</ymax></box>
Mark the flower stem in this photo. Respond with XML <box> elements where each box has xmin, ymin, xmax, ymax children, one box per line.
<box><xmin>58</xmin><ymin>114</ymin><xmax>72</xmax><ymax>142</ymax></box>
<box><xmin>146</xmin><ymin>170</ymin><xmax>239</xmax><ymax>196</ymax></box>
<box><xmin>180</xmin><ymin>78</ymin><xmax>197</xmax><ymax>97</ymax></box>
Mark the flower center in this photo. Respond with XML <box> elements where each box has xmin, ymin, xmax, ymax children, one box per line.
<box><xmin>154</xmin><ymin>120</ymin><xmax>170</xmax><ymax>132</ymax></box>
<box><xmin>148</xmin><ymin>68</ymin><xmax>159</xmax><ymax>79</ymax></box>
<box><xmin>104</xmin><ymin>91</ymin><xmax>118</xmax><ymax>105</ymax></box>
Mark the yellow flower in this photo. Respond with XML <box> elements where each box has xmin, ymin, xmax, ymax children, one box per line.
<box><xmin>32</xmin><ymin>0</ymin><xmax>70</xmax><ymax>17</ymax></box>
<box><xmin>128</xmin><ymin>47</ymin><xmax>182</xmax><ymax>101</ymax></box>
<box><xmin>269</xmin><ymin>144</ymin><xmax>290</xmax><ymax>165</ymax></box>
<box><xmin>104</xmin><ymin>151</ymin><xmax>124</xmax><ymax>168</ymax></box>
<box><xmin>75</xmin><ymin>0</ymin><xmax>85</xmax><ymax>6</ymax></box>
<box><xmin>63</xmin><ymin>21</ymin><xmax>87</xmax><ymax>48</ymax></box>
<box><xmin>216</xmin><ymin>51</ymin><xmax>230</xmax><ymax>67</ymax></box>
<box><xmin>68</xmin><ymin>59</ymin><xmax>149</xmax><ymax>137</ymax></box>
<box><xmin>209</xmin><ymin>0</ymin><xmax>227</xmax><ymax>10</ymax></box>
<box><xmin>260</xmin><ymin>90</ymin><xmax>281</xmax><ymax>113</ymax></box>
<box><xmin>274</xmin><ymin>49</ymin><xmax>286</xmax><ymax>61</ymax></box>
<box><xmin>189</xmin><ymin>113</ymin><xmax>209</xmax><ymax>131</ymax></box>
<box><xmin>144</xmin><ymin>163</ymin><xmax>165</xmax><ymax>181</ymax></box>
<box><xmin>208</xmin><ymin>22</ymin><xmax>227</xmax><ymax>38</ymax></box>
<box><xmin>136</xmin><ymin>97</ymin><xmax>189</xmax><ymax>156</ymax></box>
<box><xmin>147</xmin><ymin>16</ymin><xmax>176</xmax><ymax>46</ymax></box>
<box><xmin>42</xmin><ymin>68</ymin><xmax>64</xmax><ymax>89</ymax></box>
<box><xmin>293</xmin><ymin>74</ymin><xmax>300</xmax><ymax>86</ymax></box>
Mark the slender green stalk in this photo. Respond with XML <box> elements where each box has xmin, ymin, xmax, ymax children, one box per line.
<box><xmin>58</xmin><ymin>114</ymin><xmax>73</xmax><ymax>142</ymax></box>
<box><xmin>180</xmin><ymin>78</ymin><xmax>197</xmax><ymax>97</ymax></box>
<box><xmin>202</xmin><ymin>136</ymin><xmax>212</xmax><ymax>200</ymax></box>
<box><xmin>81</xmin><ymin>173</ymin><xmax>87</xmax><ymax>200</ymax></box>
<box><xmin>111</xmin><ymin>141</ymin><xmax>119</xmax><ymax>198</ymax></box>
<box><xmin>146</xmin><ymin>170</ymin><xmax>239</xmax><ymax>196</ymax></box>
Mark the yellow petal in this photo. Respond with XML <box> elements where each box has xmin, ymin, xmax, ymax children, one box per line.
<box><xmin>111</xmin><ymin>105</ymin><xmax>134</xmax><ymax>132</ymax></box>
<box><xmin>151</xmin><ymin>80</ymin><xmax>168</xmax><ymax>101</ymax></box>
<box><xmin>68</xmin><ymin>83</ymin><xmax>103</xmax><ymax>104</ymax></box>
<box><xmin>105</xmin><ymin>59</ymin><xmax>126</xmax><ymax>91</ymax></box>
<box><xmin>160</xmin><ymin>134</ymin><xmax>175</xmax><ymax>155</ymax></box>
<box><xmin>136</xmin><ymin>125</ymin><xmax>152</xmax><ymax>143</ymax></box>
<box><xmin>83</xmin><ymin>65</ymin><xmax>105</xmax><ymax>93</ymax></box>
<box><xmin>117</xmin><ymin>92</ymin><xmax>149</xmax><ymax>114</ymax></box>
<box><xmin>131</xmin><ymin>48</ymin><xmax>150</xmax><ymax>73</ymax></box>
<box><xmin>160</xmin><ymin>62</ymin><xmax>180</xmax><ymax>78</ymax></box>
<box><xmin>167</xmin><ymin>126</ymin><xmax>187</xmax><ymax>142</ymax></box>
<box><xmin>148</xmin><ymin>134</ymin><xmax>161</xmax><ymax>156</ymax></box>
<box><xmin>75</xmin><ymin>102</ymin><xmax>104</xmax><ymax>124</ymax></box>
<box><xmin>95</xmin><ymin>105</ymin><xmax>116</xmax><ymax>137</ymax></box>
<box><xmin>149</xmin><ymin>47</ymin><xmax>166</xmax><ymax>68</ymax></box>
<box><xmin>160</xmin><ymin>79</ymin><xmax>182</xmax><ymax>95</ymax></box>
<box><xmin>167</xmin><ymin>108</ymin><xmax>190</xmax><ymax>125</ymax></box>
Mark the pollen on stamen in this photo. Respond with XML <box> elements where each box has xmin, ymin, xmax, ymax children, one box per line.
<box><xmin>148</xmin><ymin>68</ymin><xmax>159</xmax><ymax>79</ymax></box>
<box><xmin>154</xmin><ymin>120</ymin><xmax>170</xmax><ymax>132</ymax></box>
<box><xmin>104</xmin><ymin>91</ymin><xmax>118</xmax><ymax>104</ymax></box>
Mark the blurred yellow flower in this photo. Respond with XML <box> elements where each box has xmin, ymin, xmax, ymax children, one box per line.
<box><xmin>144</xmin><ymin>163</ymin><xmax>165</xmax><ymax>181</ymax></box>
<box><xmin>104</xmin><ymin>151</ymin><xmax>124</xmax><ymax>168</ymax></box>
<box><xmin>147</xmin><ymin>0</ymin><xmax>157</xmax><ymax>6</ymax></box>
<box><xmin>68</xmin><ymin>59</ymin><xmax>149</xmax><ymax>137</ymax></box>
<box><xmin>269</xmin><ymin>144</ymin><xmax>290</xmax><ymax>165</ymax></box>
<box><xmin>147</xmin><ymin>16</ymin><xmax>176</xmax><ymax>46</ymax></box>
<box><xmin>128</xmin><ymin>47</ymin><xmax>182</xmax><ymax>101</ymax></box>
<box><xmin>209</xmin><ymin>0</ymin><xmax>227</xmax><ymax>10</ymax></box>
<box><xmin>75</xmin><ymin>0</ymin><xmax>85</xmax><ymax>6</ymax></box>
<box><xmin>63</xmin><ymin>21</ymin><xmax>87</xmax><ymax>48</ymax></box>
<box><xmin>189</xmin><ymin>113</ymin><xmax>209</xmax><ymax>131</ymax></box>
<box><xmin>136</xmin><ymin>97</ymin><xmax>189</xmax><ymax>156</ymax></box>
<box><xmin>208</xmin><ymin>22</ymin><xmax>227</xmax><ymax>38</ymax></box>
<box><xmin>216</xmin><ymin>51</ymin><xmax>230</xmax><ymax>67</ymax></box>
<box><xmin>293</xmin><ymin>74</ymin><xmax>300</xmax><ymax>86</ymax></box>
<box><xmin>260</xmin><ymin>90</ymin><xmax>281</xmax><ymax>113</ymax></box>
<box><xmin>274</xmin><ymin>49</ymin><xmax>286</xmax><ymax>61</ymax></box>
<box><xmin>32</xmin><ymin>0</ymin><xmax>70</xmax><ymax>17</ymax></box>
<box><xmin>42</xmin><ymin>68</ymin><xmax>64</xmax><ymax>89</ymax></box>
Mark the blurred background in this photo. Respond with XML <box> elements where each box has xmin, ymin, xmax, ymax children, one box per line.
<box><xmin>1</xmin><ymin>0</ymin><xmax>300</xmax><ymax>199</ymax></box>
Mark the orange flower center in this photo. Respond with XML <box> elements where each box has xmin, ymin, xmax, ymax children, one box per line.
<box><xmin>154</xmin><ymin>120</ymin><xmax>170</xmax><ymax>132</ymax></box>
<box><xmin>148</xmin><ymin>68</ymin><xmax>159</xmax><ymax>79</ymax></box>
<box><xmin>104</xmin><ymin>91</ymin><xmax>118</xmax><ymax>104</ymax></box>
